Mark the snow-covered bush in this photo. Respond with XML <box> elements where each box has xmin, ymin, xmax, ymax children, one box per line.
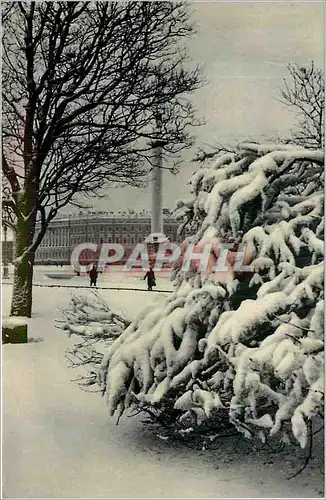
<box><xmin>98</xmin><ymin>143</ymin><xmax>324</xmax><ymax>448</ymax></box>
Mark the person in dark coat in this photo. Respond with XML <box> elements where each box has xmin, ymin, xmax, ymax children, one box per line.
<box><xmin>143</xmin><ymin>266</ymin><xmax>156</xmax><ymax>291</ymax></box>
<box><xmin>89</xmin><ymin>264</ymin><xmax>98</xmax><ymax>287</ymax></box>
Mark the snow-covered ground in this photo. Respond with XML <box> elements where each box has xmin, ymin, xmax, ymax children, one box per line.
<box><xmin>2</xmin><ymin>264</ymin><xmax>175</xmax><ymax>291</ymax></box>
<box><xmin>2</xmin><ymin>283</ymin><xmax>324</xmax><ymax>498</ymax></box>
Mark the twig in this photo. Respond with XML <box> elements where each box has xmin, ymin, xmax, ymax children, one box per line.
<box><xmin>287</xmin><ymin>420</ymin><xmax>313</xmax><ymax>480</ymax></box>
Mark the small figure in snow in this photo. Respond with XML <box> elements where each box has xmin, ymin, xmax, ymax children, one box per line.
<box><xmin>89</xmin><ymin>264</ymin><xmax>98</xmax><ymax>287</ymax></box>
<box><xmin>143</xmin><ymin>265</ymin><xmax>156</xmax><ymax>291</ymax></box>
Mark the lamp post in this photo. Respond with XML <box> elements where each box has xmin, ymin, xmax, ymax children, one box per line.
<box><xmin>2</xmin><ymin>187</ymin><xmax>13</xmax><ymax>279</ymax></box>
<box><xmin>67</xmin><ymin>214</ymin><xmax>71</xmax><ymax>265</ymax></box>
<box><xmin>2</xmin><ymin>224</ymin><xmax>9</xmax><ymax>279</ymax></box>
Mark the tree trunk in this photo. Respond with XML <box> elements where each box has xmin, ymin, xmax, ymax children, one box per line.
<box><xmin>10</xmin><ymin>215</ymin><xmax>36</xmax><ymax>318</ymax></box>
<box><xmin>10</xmin><ymin>254</ymin><xmax>34</xmax><ymax>318</ymax></box>
<box><xmin>9</xmin><ymin>4</ymin><xmax>39</xmax><ymax>318</ymax></box>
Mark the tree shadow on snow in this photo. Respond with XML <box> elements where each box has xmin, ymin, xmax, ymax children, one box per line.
<box><xmin>28</xmin><ymin>337</ymin><xmax>44</xmax><ymax>343</ymax></box>
<box><xmin>118</xmin><ymin>413</ymin><xmax>324</xmax><ymax>497</ymax></box>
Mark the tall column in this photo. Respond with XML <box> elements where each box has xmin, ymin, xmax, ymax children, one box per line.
<box><xmin>145</xmin><ymin>110</ymin><xmax>168</xmax><ymax>247</ymax></box>
<box><xmin>151</xmin><ymin>143</ymin><xmax>163</xmax><ymax>234</ymax></box>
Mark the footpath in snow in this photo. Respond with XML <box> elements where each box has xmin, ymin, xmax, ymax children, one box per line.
<box><xmin>2</xmin><ymin>281</ymin><xmax>324</xmax><ymax>498</ymax></box>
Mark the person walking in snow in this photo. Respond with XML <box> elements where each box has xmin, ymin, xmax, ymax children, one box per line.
<box><xmin>143</xmin><ymin>265</ymin><xmax>156</xmax><ymax>291</ymax></box>
<box><xmin>89</xmin><ymin>264</ymin><xmax>98</xmax><ymax>287</ymax></box>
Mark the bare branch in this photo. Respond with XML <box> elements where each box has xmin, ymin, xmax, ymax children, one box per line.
<box><xmin>279</xmin><ymin>62</ymin><xmax>324</xmax><ymax>149</ymax></box>
<box><xmin>2</xmin><ymin>150</ymin><xmax>20</xmax><ymax>193</ymax></box>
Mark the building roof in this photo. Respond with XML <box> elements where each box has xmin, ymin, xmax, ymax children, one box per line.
<box><xmin>36</xmin><ymin>211</ymin><xmax>179</xmax><ymax>224</ymax></box>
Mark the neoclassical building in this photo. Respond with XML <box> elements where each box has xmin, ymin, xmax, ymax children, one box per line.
<box><xmin>34</xmin><ymin>211</ymin><xmax>185</xmax><ymax>264</ymax></box>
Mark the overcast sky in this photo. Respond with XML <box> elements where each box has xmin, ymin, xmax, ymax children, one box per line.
<box><xmin>76</xmin><ymin>0</ymin><xmax>324</xmax><ymax>214</ymax></box>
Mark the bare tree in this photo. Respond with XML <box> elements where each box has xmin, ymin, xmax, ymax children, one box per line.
<box><xmin>193</xmin><ymin>61</ymin><xmax>324</xmax><ymax>165</ymax></box>
<box><xmin>2</xmin><ymin>1</ymin><xmax>201</xmax><ymax>317</ymax></box>
<box><xmin>280</xmin><ymin>62</ymin><xmax>324</xmax><ymax>149</ymax></box>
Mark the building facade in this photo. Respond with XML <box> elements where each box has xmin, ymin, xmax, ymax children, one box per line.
<box><xmin>34</xmin><ymin>211</ymin><xmax>185</xmax><ymax>265</ymax></box>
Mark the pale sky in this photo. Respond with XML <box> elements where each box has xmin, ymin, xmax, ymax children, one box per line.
<box><xmin>72</xmin><ymin>0</ymin><xmax>324</xmax><ymax>214</ymax></box>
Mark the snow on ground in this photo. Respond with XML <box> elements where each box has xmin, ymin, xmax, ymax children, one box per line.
<box><xmin>2</xmin><ymin>281</ymin><xmax>324</xmax><ymax>498</ymax></box>
<box><xmin>3</xmin><ymin>264</ymin><xmax>175</xmax><ymax>291</ymax></box>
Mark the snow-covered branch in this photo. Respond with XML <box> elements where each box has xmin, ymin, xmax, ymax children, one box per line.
<box><xmin>57</xmin><ymin>291</ymin><xmax>130</xmax><ymax>390</ymax></box>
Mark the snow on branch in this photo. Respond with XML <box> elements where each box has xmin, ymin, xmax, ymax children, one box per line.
<box><xmin>98</xmin><ymin>143</ymin><xmax>324</xmax><ymax>451</ymax></box>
